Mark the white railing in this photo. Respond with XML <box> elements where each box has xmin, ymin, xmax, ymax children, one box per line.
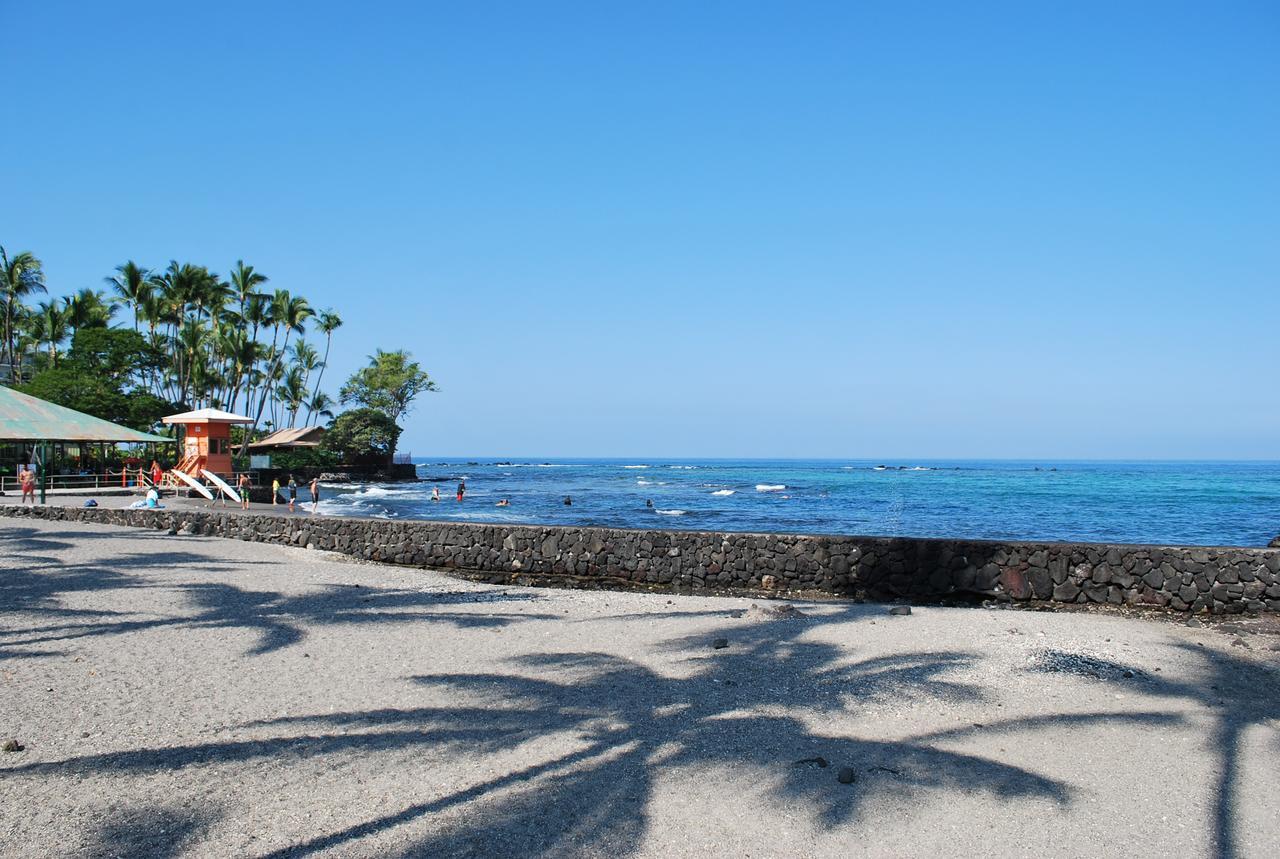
<box><xmin>0</xmin><ymin>469</ymin><xmax>150</xmax><ymax>493</ymax></box>
<box><xmin>0</xmin><ymin>469</ymin><xmax>261</xmax><ymax>494</ymax></box>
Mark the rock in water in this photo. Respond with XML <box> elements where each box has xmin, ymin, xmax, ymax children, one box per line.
<box><xmin>837</xmin><ymin>767</ymin><xmax>856</xmax><ymax>784</ymax></box>
<box><xmin>888</xmin><ymin>606</ymin><xmax>912</xmax><ymax>616</ymax></box>
<box><xmin>712</xmin><ymin>638</ymin><xmax>729</xmax><ymax>650</ymax></box>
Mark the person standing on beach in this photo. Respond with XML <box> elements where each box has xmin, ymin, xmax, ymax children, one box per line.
<box><xmin>150</xmin><ymin>460</ymin><xmax>163</xmax><ymax>488</ymax></box>
<box><xmin>272</xmin><ymin>477</ymin><xmax>280</xmax><ymax>506</ymax></box>
<box><xmin>19</xmin><ymin>465</ymin><xmax>36</xmax><ymax>505</ymax></box>
<box><xmin>309</xmin><ymin>477</ymin><xmax>320</xmax><ymax>513</ymax></box>
<box><xmin>237</xmin><ymin>473</ymin><xmax>251</xmax><ymax>510</ymax></box>
<box><xmin>287</xmin><ymin>476</ymin><xmax>298</xmax><ymax>512</ymax></box>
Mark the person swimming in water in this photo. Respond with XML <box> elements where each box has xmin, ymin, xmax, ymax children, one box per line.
<box><xmin>563</xmin><ymin>495</ymin><xmax>572</xmax><ymax>506</ymax></box>
<box><xmin>496</xmin><ymin>498</ymin><xmax>510</xmax><ymax>507</ymax></box>
<box><xmin>646</xmin><ymin>499</ymin><xmax>653</xmax><ymax>509</ymax></box>
<box><xmin>457</xmin><ymin>481</ymin><xmax>465</xmax><ymax>502</ymax></box>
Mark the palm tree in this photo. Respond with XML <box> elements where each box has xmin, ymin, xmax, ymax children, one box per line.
<box><xmin>248</xmin><ymin>289</ymin><xmax>312</xmax><ymax>440</ymax></box>
<box><xmin>29</xmin><ymin>300</ymin><xmax>69</xmax><ymax>365</ymax></box>
<box><xmin>1</xmin><ymin>246</ymin><xmax>47</xmax><ymax>375</ymax></box>
<box><xmin>277</xmin><ymin>365</ymin><xmax>308</xmax><ymax>428</ymax></box>
<box><xmin>229</xmin><ymin>260</ymin><xmax>268</xmax><ymax>318</ymax></box>
<box><xmin>64</xmin><ymin>288</ymin><xmax>117</xmax><ymax>336</ymax></box>
<box><xmin>305</xmin><ymin>390</ymin><xmax>335</xmax><ymax>426</ymax></box>
<box><xmin>290</xmin><ymin>339</ymin><xmax>321</xmax><ymax>402</ymax></box>
<box><xmin>105</xmin><ymin>261</ymin><xmax>151</xmax><ymax>332</ymax></box>
<box><xmin>309</xmin><ymin>308</ymin><xmax>342</xmax><ymax>408</ymax></box>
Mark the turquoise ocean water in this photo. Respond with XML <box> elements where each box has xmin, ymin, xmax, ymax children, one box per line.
<box><xmin>315</xmin><ymin>459</ymin><xmax>1280</xmax><ymax>548</ymax></box>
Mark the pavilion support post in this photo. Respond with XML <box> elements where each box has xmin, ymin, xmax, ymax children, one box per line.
<box><xmin>38</xmin><ymin>441</ymin><xmax>47</xmax><ymax>505</ymax></box>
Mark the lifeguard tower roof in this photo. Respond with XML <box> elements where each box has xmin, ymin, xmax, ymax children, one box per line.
<box><xmin>162</xmin><ymin>408</ymin><xmax>254</xmax><ymax>424</ymax></box>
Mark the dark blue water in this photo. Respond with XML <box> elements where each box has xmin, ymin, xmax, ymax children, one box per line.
<box><xmin>316</xmin><ymin>459</ymin><xmax>1280</xmax><ymax>547</ymax></box>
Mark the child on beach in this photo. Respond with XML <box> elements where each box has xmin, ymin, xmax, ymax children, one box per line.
<box><xmin>238</xmin><ymin>473</ymin><xmax>251</xmax><ymax>510</ymax></box>
<box><xmin>272</xmin><ymin>478</ymin><xmax>281</xmax><ymax>505</ymax></box>
<box><xmin>19</xmin><ymin>465</ymin><xmax>36</xmax><ymax>505</ymax></box>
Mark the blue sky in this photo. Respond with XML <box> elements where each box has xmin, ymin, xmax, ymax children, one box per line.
<box><xmin>2</xmin><ymin>1</ymin><xmax>1277</xmax><ymax>458</ymax></box>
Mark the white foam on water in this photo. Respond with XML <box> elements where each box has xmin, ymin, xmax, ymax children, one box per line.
<box><xmin>756</xmin><ymin>484</ymin><xmax>786</xmax><ymax>492</ymax></box>
<box><xmin>622</xmin><ymin>465</ymin><xmax>650</xmax><ymax>469</ymax></box>
<box><xmin>668</xmin><ymin>465</ymin><xmax>698</xmax><ymax>470</ymax></box>
<box><xmin>711</xmin><ymin>489</ymin><xmax>736</xmax><ymax>496</ymax></box>
<box><xmin>637</xmin><ymin>479</ymin><xmax>652</xmax><ymax>485</ymax></box>
<box><xmin>655</xmin><ymin>509</ymin><xmax>686</xmax><ymax>516</ymax></box>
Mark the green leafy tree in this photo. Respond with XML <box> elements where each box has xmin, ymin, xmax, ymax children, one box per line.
<box><xmin>19</xmin><ymin>329</ymin><xmax>176</xmax><ymax>431</ymax></box>
<box><xmin>339</xmin><ymin>349</ymin><xmax>437</xmax><ymax>425</ymax></box>
<box><xmin>320</xmin><ymin>407</ymin><xmax>402</xmax><ymax>465</ymax></box>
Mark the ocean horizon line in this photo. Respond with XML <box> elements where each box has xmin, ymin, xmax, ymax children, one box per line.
<box><xmin>410</xmin><ymin>456</ymin><xmax>1280</xmax><ymax>465</ymax></box>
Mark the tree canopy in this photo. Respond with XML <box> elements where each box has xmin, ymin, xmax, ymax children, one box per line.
<box><xmin>18</xmin><ymin>328</ymin><xmax>176</xmax><ymax>431</ymax></box>
<box><xmin>321</xmin><ymin>408</ymin><xmax>402</xmax><ymax>464</ymax></box>
<box><xmin>339</xmin><ymin>349</ymin><xmax>437</xmax><ymax>425</ymax></box>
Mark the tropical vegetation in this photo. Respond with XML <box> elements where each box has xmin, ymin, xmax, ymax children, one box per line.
<box><xmin>0</xmin><ymin>243</ymin><xmax>437</xmax><ymax>464</ymax></box>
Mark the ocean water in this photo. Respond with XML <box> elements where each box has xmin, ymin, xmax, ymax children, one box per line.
<box><xmin>315</xmin><ymin>459</ymin><xmax>1280</xmax><ymax>547</ymax></box>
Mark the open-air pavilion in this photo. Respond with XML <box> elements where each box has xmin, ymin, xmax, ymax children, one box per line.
<box><xmin>0</xmin><ymin>385</ymin><xmax>173</xmax><ymax>494</ymax></box>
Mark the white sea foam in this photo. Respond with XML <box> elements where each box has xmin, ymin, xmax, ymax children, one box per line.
<box><xmin>359</xmin><ymin>486</ymin><xmax>416</xmax><ymax>498</ymax></box>
<box><xmin>622</xmin><ymin>465</ymin><xmax>650</xmax><ymax>469</ymax></box>
<box><xmin>637</xmin><ymin>479</ymin><xmax>652</xmax><ymax>485</ymax></box>
<box><xmin>668</xmin><ymin>465</ymin><xmax>698</xmax><ymax>470</ymax></box>
<box><xmin>711</xmin><ymin>489</ymin><xmax>736</xmax><ymax>496</ymax></box>
<box><xmin>756</xmin><ymin>484</ymin><xmax>786</xmax><ymax>492</ymax></box>
<box><xmin>655</xmin><ymin>509</ymin><xmax>686</xmax><ymax>516</ymax></box>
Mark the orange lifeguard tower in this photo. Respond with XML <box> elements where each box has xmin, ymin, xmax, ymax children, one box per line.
<box><xmin>161</xmin><ymin>408</ymin><xmax>254</xmax><ymax>477</ymax></box>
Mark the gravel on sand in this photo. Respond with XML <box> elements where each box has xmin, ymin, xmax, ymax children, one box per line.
<box><xmin>2</xmin><ymin>518</ymin><xmax>1279</xmax><ymax>858</ymax></box>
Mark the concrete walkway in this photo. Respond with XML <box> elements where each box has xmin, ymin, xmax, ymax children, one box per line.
<box><xmin>2</xmin><ymin>517</ymin><xmax>1278</xmax><ymax>858</ymax></box>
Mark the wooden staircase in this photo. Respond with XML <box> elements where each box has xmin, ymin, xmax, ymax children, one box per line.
<box><xmin>165</xmin><ymin>452</ymin><xmax>205</xmax><ymax>486</ymax></box>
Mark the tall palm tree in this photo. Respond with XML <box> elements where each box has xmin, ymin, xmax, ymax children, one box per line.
<box><xmin>105</xmin><ymin>261</ymin><xmax>151</xmax><ymax>332</ymax></box>
<box><xmin>1</xmin><ymin>246</ymin><xmax>47</xmax><ymax>374</ymax></box>
<box><xmin>249</xmin><ymin>289</ymin><xmax>312</xmax><ymax>440</ymax></box>
<box><xmin>309</xmin><ymin>308</ymin><xmax>342</xmax><ymax>407</ymax></box>
<box><xmin>278</xmin><ymin>365</ymin><xmax>308</xmax><ymax>428</ymax></box>
<box><xmin>290</xmin><ymin>339</ymin><xmax>320</xmax><ymax>401</ymax></box>
<box><xmin>229</xmin><ymin>260</ymin><xmax>268</xmax><ymax>318</ymax></box>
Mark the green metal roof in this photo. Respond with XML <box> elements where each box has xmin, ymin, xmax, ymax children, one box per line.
<box><xmin>0</xmin><ymin>385</ymin><xmax>174</xmax><ymax>443</ymax></box>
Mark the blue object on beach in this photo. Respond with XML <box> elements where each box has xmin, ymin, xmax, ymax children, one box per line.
<box><xmin>83</xmin><ymin>499</ymin><xmax>98</xmax><ymax>507</ymax></box>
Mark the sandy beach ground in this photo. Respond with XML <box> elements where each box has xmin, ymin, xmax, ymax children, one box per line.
<box><xmin>2</xmin><ymin>517</ymin><xmax>1279</xmax><ymax>858</ymax></box>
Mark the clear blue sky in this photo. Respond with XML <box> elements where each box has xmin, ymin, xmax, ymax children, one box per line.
<box><xmin>2</xmin><ymin>1</ymin><xmax>1277</xmax><ymax>459</ymax></box>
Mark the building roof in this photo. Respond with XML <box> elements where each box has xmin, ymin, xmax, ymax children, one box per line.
<box><xmin>247</xmin><ymin>426</ymin><xmax>326</xmax><ymax>450</ymax></box>
<box><xmin>0</xmin><ymin>385</ymin><xmax>174</xmax><ymax>443</ymax></box>
<box><xmin>162</xmin><ymin>407</ymin><xmax>254</xmax><ymax>424</ymax></box>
